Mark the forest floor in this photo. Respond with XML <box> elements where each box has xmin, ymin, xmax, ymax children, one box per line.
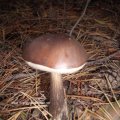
<box><xmin>0</xmin><ymin>0</ymin><xmax>120</xmax><ymax>120</ymax></box>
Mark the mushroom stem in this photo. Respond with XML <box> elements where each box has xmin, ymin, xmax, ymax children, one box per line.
<box><xmin>50</xmin><ymin>72</ymin><xmax>68</xmax><ymax>120</ymax></box>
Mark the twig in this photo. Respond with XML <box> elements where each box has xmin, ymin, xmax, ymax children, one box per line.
<box><xmin>4</xmin><ymin>72</ymin><xmax>46</xmax><ymax>82</ymax></box>
<box><xmin>87</xmin><ymin>50</ymin><xmax>120</xmax><ymax>66</ymax></box>
<box><xmin>69</xmin><ymin>0</ymin><xmax>91</xmax><ymax>36</ymax></box>
<box><xmin>67</xmin><ymin>94</ymin><xmax>103</xmax><ymax>102</ymax></box>
<box><xmin>4</xmin><ymin>73</ymin><xmax>36</xmax><ymax>81</ymax></box>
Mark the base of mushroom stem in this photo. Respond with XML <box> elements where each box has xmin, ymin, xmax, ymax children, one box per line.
<box><xmin>54</xmin><ymin>100</ymin><xmax>68</xmax><ymax>120</ymax></box>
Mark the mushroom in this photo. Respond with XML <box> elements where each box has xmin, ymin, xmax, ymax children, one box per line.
<box><xmin>22</xmin><ymin>33</ymin><xmax>87</xmax><ymax>120</ymax></box>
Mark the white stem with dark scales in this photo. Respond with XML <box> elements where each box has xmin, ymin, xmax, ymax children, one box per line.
<box><xmin>49</xmin><ymin>73</ymin><xmax>68</xmax><ymax>120</ymax></box>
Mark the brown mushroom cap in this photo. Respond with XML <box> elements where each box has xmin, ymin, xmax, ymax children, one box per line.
<box><xmin>23</xmin><ymin>33</ymin><xmax>87</xmax><ymax>73</ymax></box>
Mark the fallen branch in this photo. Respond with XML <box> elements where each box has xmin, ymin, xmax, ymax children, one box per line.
<box><xmin>4</xmin><ymin>50</ymin><xmax>120</xmax><ymax>82</ymax></box>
